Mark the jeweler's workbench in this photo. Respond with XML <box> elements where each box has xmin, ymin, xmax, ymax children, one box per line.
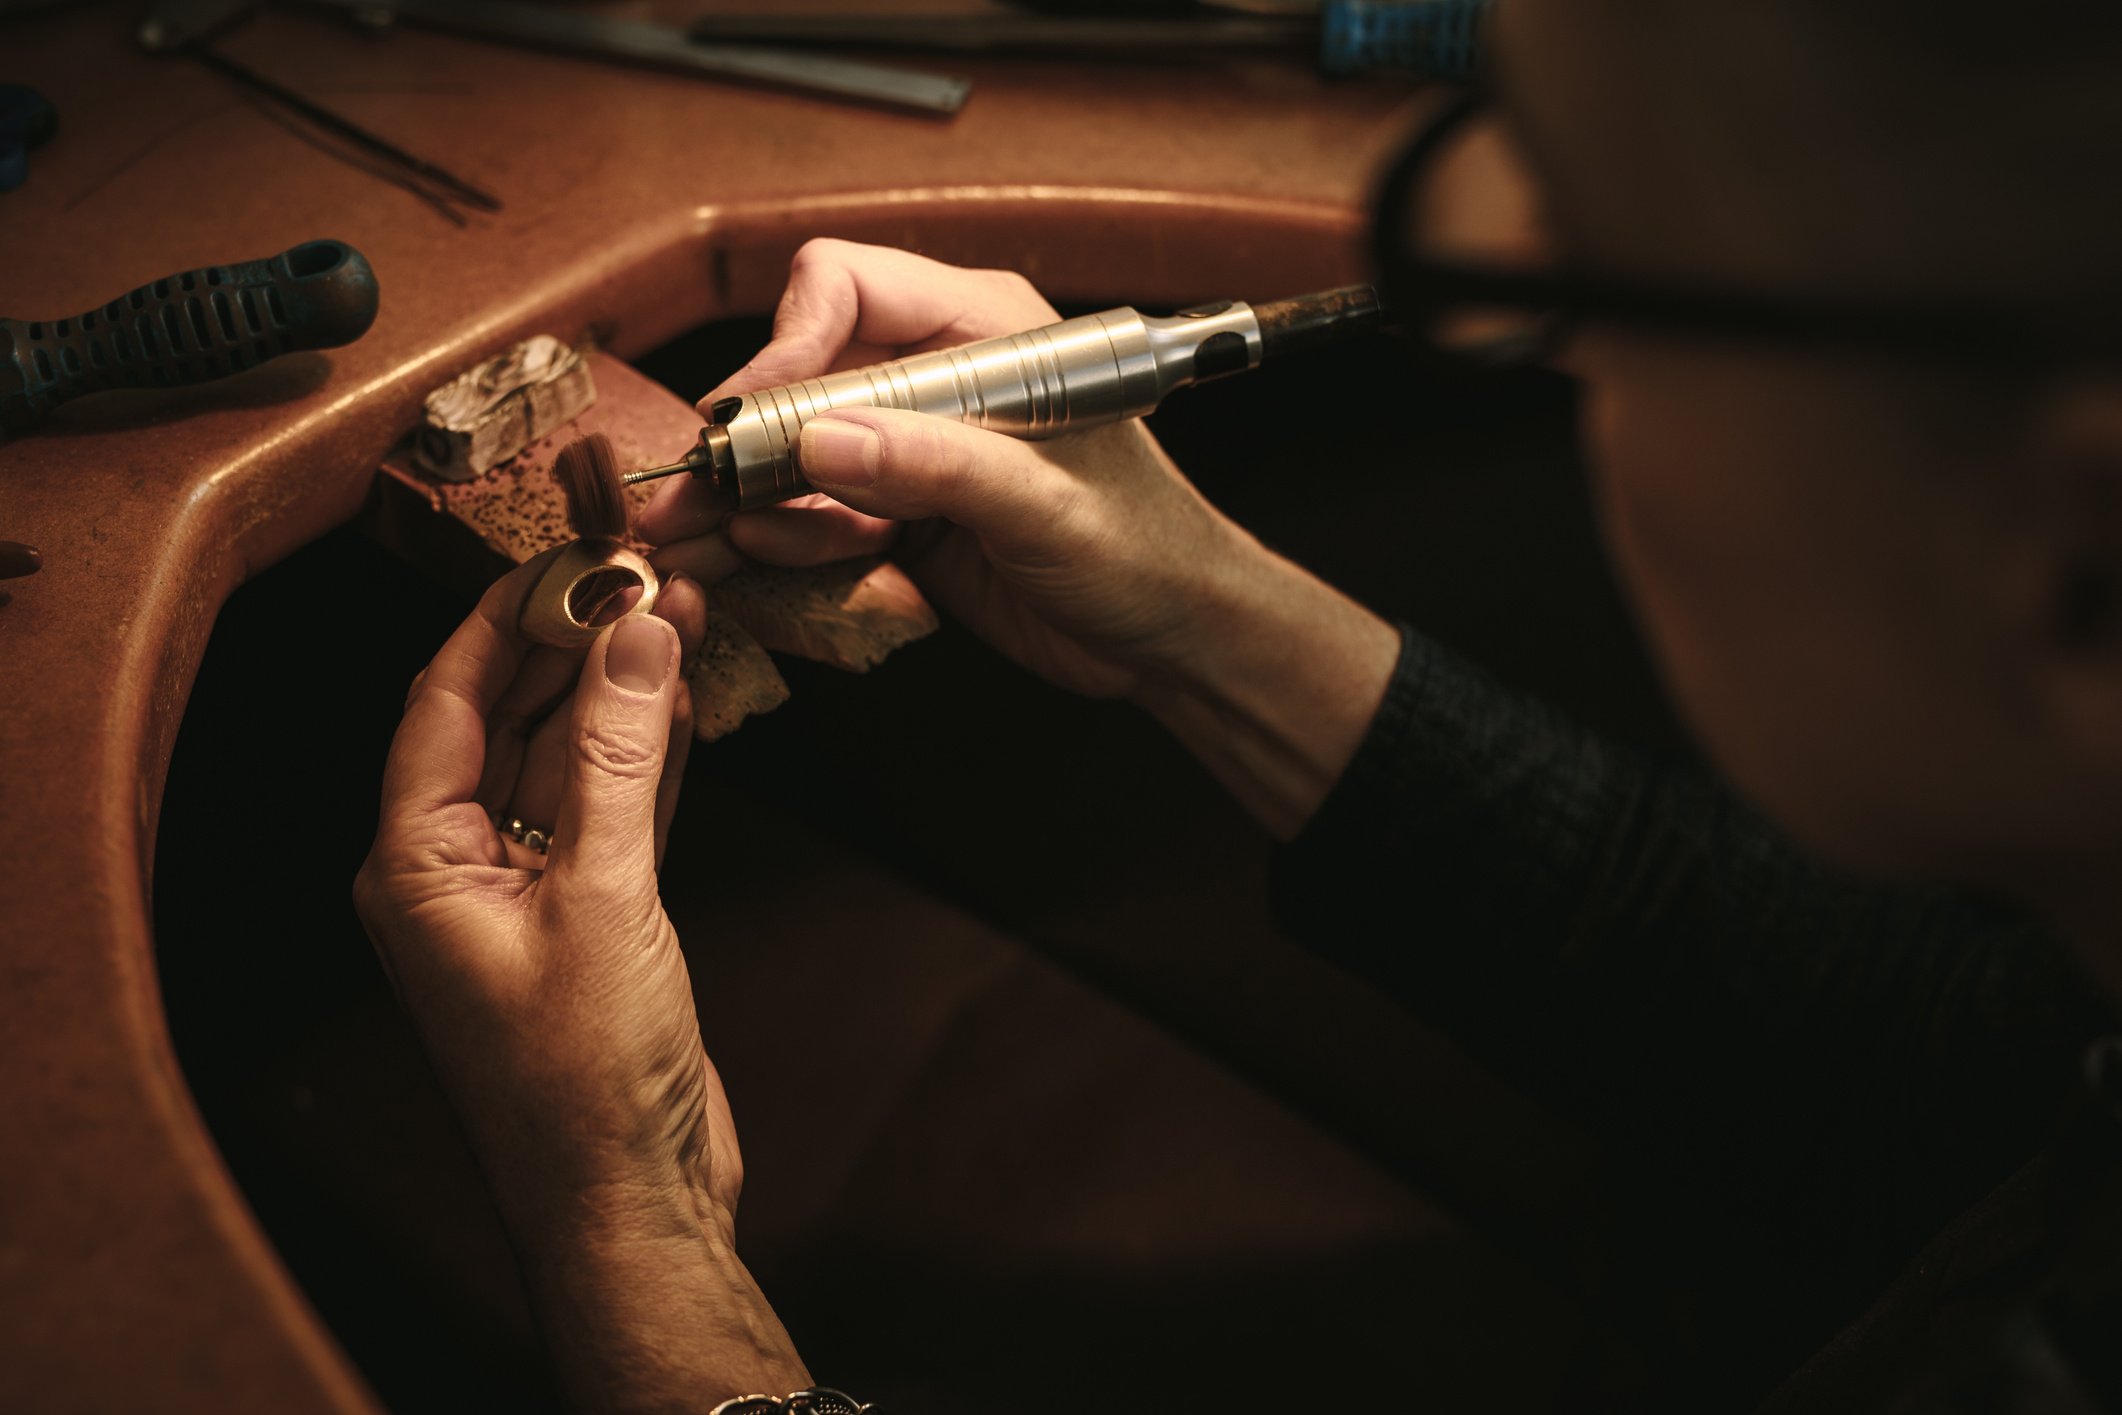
<box><xmin>0</xmin><ymin>3</ymin><xmax>1424</xmax><ymax>1407</ymax></box>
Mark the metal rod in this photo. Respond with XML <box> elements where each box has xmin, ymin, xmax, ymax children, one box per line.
<box><xmin>621</xmin><ymin>457</ymin><xmax>693</xmax><ymax>488</ymax></box>
<box><xmin>189</xmin><ymin>45</ymin><xmax>503</xmax><ymax>211</ymax></box>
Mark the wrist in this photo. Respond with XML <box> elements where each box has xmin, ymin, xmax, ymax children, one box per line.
<box><xmin>506</xmin><ymin>1180</ymin><xmax>810</xmax><ymax>1413</ymax></box>
<box><xmin>1132</xmin><ymin>539</ymin><xmax>1398</xmax><ymax>839</ymax></box>
<box><xmin>499</xmin><ymin>1165</ymin><xmax>731</xmax><ymax>1258</ymax></box>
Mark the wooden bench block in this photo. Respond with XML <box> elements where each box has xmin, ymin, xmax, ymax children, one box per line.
<box><xmin>377</xmin><ymin>347</ymin><xmax>936</xmax><ymax>739</ymax></box>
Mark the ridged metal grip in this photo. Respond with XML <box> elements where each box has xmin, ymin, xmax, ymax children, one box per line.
<box><xmin>713</xmin><ymin>302</ymin><xmax>1262</xmax><ymax>508</ymax></box>
<box><xmin>0</xmin><ymin>239</ymin><xmax>380</xmax><ymax>432</ymax></box>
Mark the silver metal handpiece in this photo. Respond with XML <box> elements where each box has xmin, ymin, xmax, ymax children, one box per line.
<box><xmin>623</xmin><ymin>285</ymin><xmax>1380</xmax><ymax>509</ymax></box>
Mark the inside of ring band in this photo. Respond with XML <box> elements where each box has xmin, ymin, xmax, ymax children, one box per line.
<box><xmin>564</xmin><ymin>564</ymin><xmax>647</xmax><ymax>628</ymax></box>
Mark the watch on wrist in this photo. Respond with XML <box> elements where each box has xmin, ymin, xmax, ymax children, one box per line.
<box><xmin>709</xmin><ymin>1388</ymin><xmax>870</xmax><ymax>1415</ymax></box>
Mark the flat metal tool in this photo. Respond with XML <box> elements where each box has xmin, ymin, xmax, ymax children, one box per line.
<box><xmin>688</xmin><ymin>0</ymin><xmax>1491</xmax><ymax>79</ymax></box>
<box><xmin>624</xmin><ymin>285</ymin><xmax>1382</xmax><ymax>510</ymax></box>
<box><xmin>685</xmin><ymin>13</ymin><xmax>1310</xmax><ymax>54</ymax></box>
<box><xmin>304</xmin><ymin>0</ymin><xmax>972</xmax><ymax>116</ymax></box>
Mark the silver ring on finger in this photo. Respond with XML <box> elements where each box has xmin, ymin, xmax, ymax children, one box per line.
<box><xmin>495</xmin><ymin>811</ymin><xmax>552</xmax><ymax>854</ymax></box>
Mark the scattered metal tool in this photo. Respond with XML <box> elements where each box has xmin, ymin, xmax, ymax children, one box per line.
<box><xmin>190</xmin><ymin>46</ymin><xmax>502</xmax><ymax>218</ymax></box>
<box><xmin>139</xmin><ymin>0</ymin><xmax>503</xmax><ymax>224</ymax></box>
<box><xmin>303</xmin><ymin>0</ymin><xmax>972</xmax><ymax>117</ymax></box>
<box><xmin>135</xmin><ymin>0</ymin><xmax>259</xmax><ymax>55</ymax></box>
<box><xmin>0</xmin><ymin>239</ymin><xmax>380</xmax><ymax>432</ymax></box>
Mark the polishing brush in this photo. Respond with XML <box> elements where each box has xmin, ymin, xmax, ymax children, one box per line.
<box><xmin>521</xmin><ymin>432</ymin><xmax>660</xmax><ymax>649</ymax></box>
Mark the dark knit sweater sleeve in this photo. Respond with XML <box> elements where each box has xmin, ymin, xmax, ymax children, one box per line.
<box><xmin>1273</xmin><ymin>623</ymin><xmax>2107</xmax><ymax>1279</ymax></box>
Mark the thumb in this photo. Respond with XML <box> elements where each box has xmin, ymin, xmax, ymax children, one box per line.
<box><xmin>547</xmin><ymin>614</ymin><xmax>680</xmax><ymax>894</ymax></box>
<box><xmin>796</xmin><ymin>407</ymin><xmax>1079</xmax><ymax>548</ymax></box>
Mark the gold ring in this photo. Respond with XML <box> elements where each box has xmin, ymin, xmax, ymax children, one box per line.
<box><xmin>519</xmin><ymin>538</ymin><xmax>661</xmax><ymax>649</ymax></box>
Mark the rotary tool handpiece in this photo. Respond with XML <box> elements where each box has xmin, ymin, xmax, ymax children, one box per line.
<box><xmin>623</xmin><ymin>284</ymin><xmax>1381</xmax><ymax>509</ymax></box>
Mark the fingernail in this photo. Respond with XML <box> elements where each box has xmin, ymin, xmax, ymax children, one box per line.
<box><xmin>606</xmin><ymin>615</ymin><xmax>674</xmax><ymax>693</ymax></box>
<box><xmin>799</xmin><ymin>417</ymin><xmax>879</xmax><ymax>487</ymax></box>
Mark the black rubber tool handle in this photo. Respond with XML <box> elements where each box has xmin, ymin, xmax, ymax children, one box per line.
<box><xmin>0</xmin><ymin>239</ymin><xmax>380</xmax><ymax>432</ymax></box>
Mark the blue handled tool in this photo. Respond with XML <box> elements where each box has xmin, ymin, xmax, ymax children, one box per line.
<box><xmin>0</xmin><ymin>84</ymin><xmax>56</xmax><ymax>194</ymax></box>
<box><xmin>1321</xmin><ymin>0</ymin><xmax>1489</xmax><ymax>79</ymax></box>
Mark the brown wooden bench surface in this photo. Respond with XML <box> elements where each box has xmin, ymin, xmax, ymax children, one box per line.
<box><xmin>0</xmin><ymin>4</ymin><xmax>1424</xmax><ymax>1408</ymax></box>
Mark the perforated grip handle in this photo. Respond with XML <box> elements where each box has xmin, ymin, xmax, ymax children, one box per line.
<box><xmin>0</xmin><ymin>239</ymin><xmax>380</xmax><ymax>432</ymax></box>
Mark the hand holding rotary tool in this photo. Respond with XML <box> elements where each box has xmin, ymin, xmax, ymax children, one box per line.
<box><xmin>622</xmin><ymin>281</ymin><xmax>1382</xmax><ymax>511</ymax></box>
<box><xmin>633</xmin><ymin>240</ymin><xmax>1399</xmax><ymax>741</ymax></box>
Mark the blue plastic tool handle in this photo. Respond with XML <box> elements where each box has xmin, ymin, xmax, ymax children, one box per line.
<box><xmin>1321</xmin><ymin>0</ymin><xmax>1491</xmax><ymax>78</ymax></box>
<box><xmin>0</xmin><ymin>84</ymin><xmax>56</xmax><ymax>194</ymax></box>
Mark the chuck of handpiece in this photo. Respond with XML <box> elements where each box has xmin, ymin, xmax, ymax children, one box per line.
<box><xmin>624</xmin><ymin>419</ymin><xmax>740</xmax><ymax>501</ymax></box>
<box><xmin>622</xmin><ymin>285</ymin><xmax>1381</xmax><ymax>512</ymax></box>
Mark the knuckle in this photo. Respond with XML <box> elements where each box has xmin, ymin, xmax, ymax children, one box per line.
<box><xmin>929</xmin><ymin>412</ymin><xmax>980</xmax><ymax>464</ymax></box>
<box><xmin>985</xmin><ymin>269</ymin><xmax>1054</xmax><ymax>318</ymax></box>
<box><xmin>877</xmin><ymin>416</ymin><xmax>960</xmax><ymax>490</ymax></box>
<box><xmin>731</xmin><ymin>349</ymin><xmax>792</xmax><ymax>388</ymax></box>
<box><xmin>879</xmin><ymin>411</ymin><xmax>941</xmax><ymax>463</ymax></box>
<box><xmin>890</xmin><ymin>420</ymin><xmax>1034</xmax><ymax>517</ymax></box>
<box><xmin>351</xmin><ymin>855</ymin><xmax>404</xmax><ymax>924</ymax></box>
<box><xmin>577</xmin><ymin>722</ymin><xmax>661</xmax><ymax>781</ymax></box>
<box><xmin>790</xmin><ymin>235</ymin><xmax>841</xmax><ymax>266</ymax></box>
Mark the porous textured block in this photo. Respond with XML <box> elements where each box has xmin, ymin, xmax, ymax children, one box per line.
<box><xmin>386</xmin><ymin>348</ymin><xmax>935</xmax><ymax>740</ymax></box>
